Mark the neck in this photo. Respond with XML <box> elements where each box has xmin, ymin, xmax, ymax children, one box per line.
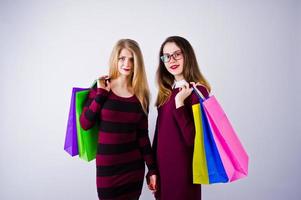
<box><xmin>174</xmin><ymin>74</ymin><xmax>184</xmax><ymax>81</ymax></box>
<box><xmin>115</xmin><ymin>75</ymin><xmax>131</xmax><ymax>89</ymax></box>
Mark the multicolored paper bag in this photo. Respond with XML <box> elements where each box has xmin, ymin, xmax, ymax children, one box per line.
<box><xmin>192</xmin><ymin>87</ymin><xmax>249</xmax><ymax>184</ymax></box>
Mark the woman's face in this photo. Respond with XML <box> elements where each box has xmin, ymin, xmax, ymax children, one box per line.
<box><xmin>162</xmin><ymin>42</ymin><xmax>184</xmax><ymax>79</ymax></box>
<box><xmin>118</xmin><ymin>48</ymin><xmax>134</xmax><ymax>76</ymax></box>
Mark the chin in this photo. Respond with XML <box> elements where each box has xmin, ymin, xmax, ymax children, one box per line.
<box><xmin>168</xmin><ymin>70</ymin><xmax>182</xmax><ymax>76</ymax></box>
<box><xmin>119</xmin><ymin>72</ymin><xmax>132</xmax><ymax>76</ymax></box>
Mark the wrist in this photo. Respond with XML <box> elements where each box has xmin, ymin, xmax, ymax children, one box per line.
<box><xmin>175</xmin><ymin>100</ymin><xmax>184</xmax><ymax>108</ymax></box>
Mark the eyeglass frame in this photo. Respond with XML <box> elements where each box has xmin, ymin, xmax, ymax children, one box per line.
<box><xmin>160</xmin><ymin>50</ymin><xmax>183</xmax><ymax>63</ymax></box>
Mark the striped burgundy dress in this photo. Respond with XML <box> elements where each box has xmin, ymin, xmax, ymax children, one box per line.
<box><xmin>80</xmin><ymin>87</ymin><xmax>156</xmax><ymax>200</ymax></box>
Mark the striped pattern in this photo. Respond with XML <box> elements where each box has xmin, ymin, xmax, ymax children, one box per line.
<box><xmin>80</xmin><ymin>88</ymin><xmax>156</xmax><ymax>200</ymax></box>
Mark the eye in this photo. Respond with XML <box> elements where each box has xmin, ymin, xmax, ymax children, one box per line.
<box><xmin>118</xmin><ymin>56</ymin><xmax>126</xmax><ymax>61</ymax></box>
<box><xmin>175</xmin><ymin>52</ymin><xmax>182</xmax><ymax>57</ymax></box>
<box><xmin>164</xmin><ymin>54</ymin><xmax>170</xmax><ymax>59</ymax></box>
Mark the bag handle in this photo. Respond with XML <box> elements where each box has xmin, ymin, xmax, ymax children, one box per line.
<box><xmin>192</xmin><ymin>86</ymin><xmax>205</xmax><ymax>100</ymax></box>
<box><xmin>90</xmin><ymin>79</ymin><xmax>97</xmax><ymax>88</ymax></box>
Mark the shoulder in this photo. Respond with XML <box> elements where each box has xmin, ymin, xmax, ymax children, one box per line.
<box><xmin>196</xmin><ymin>85</ymin><xmax>210</xmax><ymax>98</ymax></box>
<box><xmin>190</xmin><ymin>84</ymin><xmax>210</xmax><ymax>105</ymax></box>
<box><xmin>86</xmin><ymin>87</ymin><xmax>97</xmax><ymax>98</ymax></box>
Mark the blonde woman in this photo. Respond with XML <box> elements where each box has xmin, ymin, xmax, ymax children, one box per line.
<box><xmin>80</xmin><ymin>39</ymin><xmax>157</xmax><ymax>200</ymax></box>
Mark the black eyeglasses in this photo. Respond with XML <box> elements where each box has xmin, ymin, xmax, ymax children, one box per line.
<box><xmin>160</xmin><ymin>50</ymin><xmax>183</xmax><ymax>63</ymax></box>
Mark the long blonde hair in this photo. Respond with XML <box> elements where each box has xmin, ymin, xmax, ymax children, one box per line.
<box><xmin>156</xmin><ymin>36</ymin><xmax>211</xmax><ymax>107</ymax></box>
<box><xmin>109</xmin><ymin>39</ymin><xmax>150</xmax><ymax>114</ymax></box>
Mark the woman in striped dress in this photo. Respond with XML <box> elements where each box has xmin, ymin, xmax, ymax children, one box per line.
<box><xmin>80</xmin><ymin>39</ymin><xmax>157</xmax><ymax>200</ymax></box>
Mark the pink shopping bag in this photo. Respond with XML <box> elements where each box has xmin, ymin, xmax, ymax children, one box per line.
<box><xmin>203</xmin><ymin>96</ymin><xmax>249</xmax><ymax>182</ymax></box>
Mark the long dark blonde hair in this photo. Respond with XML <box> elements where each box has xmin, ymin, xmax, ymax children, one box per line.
<box><xmin>109</xmin><ymin>39</ymin><xmax>150</xmax><ymax>114</ymax></box>
<box><xmin>155</xmin><ymin>36</ymin><xmax>211</xmax><ymax>107</ymax></box>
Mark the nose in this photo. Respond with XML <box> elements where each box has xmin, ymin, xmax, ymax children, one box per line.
<box><xmin>124</xmin><ymin>58</ymin><xmax>129</xmax><ymax>66</ymax></box>
<box><xmin>124</xmin><ymin>58</ymin><xmax>133</xmax><ymax>67</ymax></box>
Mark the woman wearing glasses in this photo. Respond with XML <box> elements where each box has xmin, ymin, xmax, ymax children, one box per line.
<box><xmin>152</xmin><ymin>36</ymin><xmax>210</xmax><ymax>199</ymax></box>
<box><xmin>80</xmin><ymin>39</ymin><xmax>157</xmax><ymax>200</ymax></box>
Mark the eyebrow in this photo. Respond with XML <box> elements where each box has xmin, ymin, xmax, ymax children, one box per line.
<box><xmin>163</xmin><ymin>50</ymin><xmax>181</xmax><ymax>54</ymax></box>
<box><xmin>118</xmin><ymin>55</ymin><xmax>133</xmax><ymax>58</ymax></box>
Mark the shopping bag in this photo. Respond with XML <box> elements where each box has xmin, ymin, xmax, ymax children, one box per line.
<box><xmin>192</xmin><ymin>103</ymin><xmax>209</xmax><ymax>184</ymax></box>
<box><xmin>192</xmin><ymin>88</ymin><xmax>228</xmax><ymax>184</ymax></box>
<box><xmin>64</xmin><ymin>88</ymin><xmax>86</xmax><ymax>156</ymax></box>
<box><xmin>75</xmin><ymin>87</ymin><xmax>99</xmax><ymax>162</ymax></box>
<box><xmin>203</xmin><ymin>96</ymin><xmax>249</xmax><ymax>182</ymax></box>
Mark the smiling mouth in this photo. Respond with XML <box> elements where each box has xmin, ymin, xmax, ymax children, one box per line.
<box><xmin>122</xmin><ymin>67</ymin><xmax>131</xmax><ymax>71</ymax></box>
<box><xmin>170</xmin><ymin>65</ymin><xmax>179</xmax><ymax>70</ymax></box>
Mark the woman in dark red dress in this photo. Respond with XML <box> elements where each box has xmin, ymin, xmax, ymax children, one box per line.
<box><xmin>80</xmin><ymin>39</ymin><xmax>157</xmax><ymax>200</ymax></box>
<box><xmin>153</xmin><ymin>36</ymin><xmax>211</xmax><ymax>200</ymax></box>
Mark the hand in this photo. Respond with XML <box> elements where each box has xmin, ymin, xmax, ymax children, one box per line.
<box><xmin>175</xmin><ymin>82</ymin><xmax>193</xmax><ymax>108</ymax></box>
<box><xmin>148</xmin><ymin>174</ymin><xmax>158</xmax><ymax>193</ymax></box>
<box><xmin>190</xmin><ymin>82</ymin><xmax>206</xmax><ymax>99</ymax></box>
<box><xmin>190</xmin><ymin>81</ymin><xmax>201</xmax><ymax>89</ymax></box>
<box><xmin>97</xmin><ymin>75</ymin><xmax>110</xmax><ymax>91</ymax></box>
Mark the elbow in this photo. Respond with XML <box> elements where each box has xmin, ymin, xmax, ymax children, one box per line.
<box><xmin>79</xmin><ymin>115</ymin><xmax>91</xmax><ymax>130</ymax></box>
<box><xmin>182</xmin><ymin>129</ymin><xmax>195</xmax><ymax>147</ymax></box>
<box><xmin>81</xmin><ymin>124</ymin><xmax>90</xmax><ymax>131</ymax></box>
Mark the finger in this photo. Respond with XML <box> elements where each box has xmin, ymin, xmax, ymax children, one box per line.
<box><xmin>190</xmin><ymin>82</ymin><xmax>196</xmax><ymax>88</ymax></box>
<box><xmin>154</xmin><ymin>185</ymin><xmax>158</xmax><ymax>191</ymax></box>
<box><xmin>181</xmin><ymin>85</ymin><xmax>187</xmax><ymax>91</ymax></box>
<box><xmin>185</xmin><ymin>85</ymin><xmax>191</xmax><ymax>93</ymax></box>
<box><xmin>98</xmin><ymin>75</ymin><xmax>109</xmax><ymax>81</ymax></box>
<box><xmin>184</xmin><ymin>88</ymin><xmax>193</xmax><ymax>96</ymax></box>
<box><xmin>98</xmin><ymin>78</ymin><xmax>106</xmax><ymax>86</ymax></box>
<box><xmin>98</xmin><ymin>76</ymin><xmax>105</xmax><ymax>81</ymax></box>
<box><xmin>105</xmin><ymin>79</ymin><xmax>110</xmax><ymax>86</ymax></box>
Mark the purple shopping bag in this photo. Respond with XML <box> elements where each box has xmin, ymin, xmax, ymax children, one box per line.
<box><xmin>64</xmin><ymin>87</ymin><xmax>87</xmax><ymax>156</ymax></box>
<box><xmin>203</xmin><ymin>96</ymin><xmax>249</xmax><ymax>182</ymax></box>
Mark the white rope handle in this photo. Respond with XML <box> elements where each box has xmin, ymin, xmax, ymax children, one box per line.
<box><xmin>192</xmin><ymin>85</ymin><xmax>205</xmax><ymax>100</ymax></box>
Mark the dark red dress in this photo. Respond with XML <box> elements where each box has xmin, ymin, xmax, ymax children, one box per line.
<box><xmin>153</xmin><ymin>85</ymin><xmax>209</xmax><ymax>200</ymax></box>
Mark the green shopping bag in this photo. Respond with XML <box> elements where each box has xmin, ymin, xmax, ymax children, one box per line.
<box><xmin>75</xmin><ymin>88</ymin><xmax>98</xmax><ymax>162</ymax></box>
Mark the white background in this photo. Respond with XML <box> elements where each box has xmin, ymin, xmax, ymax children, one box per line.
<box><xmin>0</xmin><ymin>0</ymin><xmax>300</xmax><ymax>199</ymax></box>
